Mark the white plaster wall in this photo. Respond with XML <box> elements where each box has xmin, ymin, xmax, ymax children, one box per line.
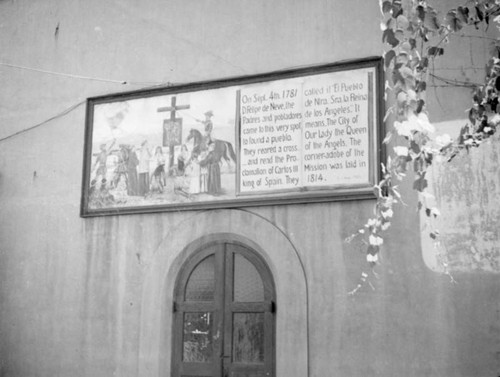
<box><xmin>2</xmin><ymin>1</ymin><xmax>500</xmax><ymax>377</ymax></box>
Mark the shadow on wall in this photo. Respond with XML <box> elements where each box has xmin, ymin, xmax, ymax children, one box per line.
<box><xmin>422</xmin><ymin>119</ymin><xmax>500</xmax><ymax>273</ymax></box>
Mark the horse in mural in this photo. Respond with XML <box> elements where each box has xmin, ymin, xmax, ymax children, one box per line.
<box><xmin>186</xmin><ymin>128</ymin><xmax>237</xmax><ymax>167</ymax></box>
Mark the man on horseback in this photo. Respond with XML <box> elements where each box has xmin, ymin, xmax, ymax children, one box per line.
<box><xmin>188</xmin><ymin>109</ymin><xmax>237</xmax><ymax>174</ymax></box>
<box><xmin>196</xmin><ymin>110</ymin><xmax>214</xmax><ymax>146</ymax></box>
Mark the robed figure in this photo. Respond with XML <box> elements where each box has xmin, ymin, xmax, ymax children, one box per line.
<box><xmin>199</xmin><ymin>142</ymin><xmax>221</xmax><ymax>195</ymax></box>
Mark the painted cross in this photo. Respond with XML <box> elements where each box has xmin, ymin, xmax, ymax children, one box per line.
<box><xmin>158</xmin><ymin>96</ymin><xmax>190</xmax><ymax>175</ymax></box>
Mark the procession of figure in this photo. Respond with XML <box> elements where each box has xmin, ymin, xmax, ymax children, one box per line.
<box><xmin>88</xmin><ymin>105</ymin><xmax>236</xmax><ymax>209</ymax></box>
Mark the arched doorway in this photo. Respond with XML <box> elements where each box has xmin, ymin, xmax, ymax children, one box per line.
<box><xmin>172</xmin><ymin>240</ymin><xmax>275</xmax><ymax>377</ymax></box>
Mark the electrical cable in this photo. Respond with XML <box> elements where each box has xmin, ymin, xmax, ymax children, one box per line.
<box><xmin>0</xmin><ymin>100</ymin><xmax>86</xmax><ymax>143</ymax></box>
<box><xmin>0</xmin><ymin>62</ymin><xmax>134</xmax><ymax>85</ymax></box>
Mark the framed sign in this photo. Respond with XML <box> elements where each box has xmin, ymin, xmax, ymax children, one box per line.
<box><xmin>81</xmin><ymin>57</ymin><xmax>384</xmax><ymax>217</ymax></box>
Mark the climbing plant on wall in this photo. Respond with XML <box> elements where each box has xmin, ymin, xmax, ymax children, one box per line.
<box><xmin>347</xmin><ymin>0</ymin><xmax>500</xmax><ymax>294</ymax></box>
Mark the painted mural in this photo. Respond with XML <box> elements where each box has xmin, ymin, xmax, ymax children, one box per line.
<box><xmin>87</xmin><ymin>88</ymin><xmax>238</xmax><ymax>210</ymax></box>
<box><xmin>81</xmin><ymin>60</ymin><xmax>382</xmax><ymax>215</ymax></box>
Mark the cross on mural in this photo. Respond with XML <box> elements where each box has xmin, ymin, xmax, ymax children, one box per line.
<box><xmin>158</xmin><ymin>96</ymin><xmax>190</xmax><ymax>175</ymax></box>
<box><xmin>157</xmin><ymin>96</ymin><xmax>190</xmax><ymax>147</ymax></box>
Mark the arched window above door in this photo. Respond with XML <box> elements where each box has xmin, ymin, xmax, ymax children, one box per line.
<box><xmin>185</xmin><ymin>254</ymin><xmax>215</xmax><ymax>302</ymax></box>
<box><xmin>233</xmin><ymin>253</ymin><xmax>265</xmax><ymax>302</ymax></box>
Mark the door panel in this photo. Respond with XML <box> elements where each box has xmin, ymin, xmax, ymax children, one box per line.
<box><xmin>232</xmin><ymin>313</ymin><xmax>265</xmax><ymax>363</ymax></box>
<box><xmin>182</xmin><ymin>312</ymin><xmax>214</xmax><ymax>363</ymax></box>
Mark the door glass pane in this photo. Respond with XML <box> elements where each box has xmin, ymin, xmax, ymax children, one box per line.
<box><xmin>232</xmin><ymin>313</ymin><xmax>264</xmax><ymax>363</ymax></box>
<box><xmin>233</xmin><ymin>254</ymin><xmax>264</xmax><ymax>302</ymax></box>
<box><xmin>185</xmin><ymin>255</ymin><xmax>215</xmax><ymax>301</ymax></box>
<box><xmin>183</xmin><ymin>312</ymin><xmax>213</xmax><ymax>363</ymax></box>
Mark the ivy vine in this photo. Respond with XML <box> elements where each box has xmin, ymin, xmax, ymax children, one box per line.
<box><xmin>347</xmin><ymin>0</ymin><xmax>500</xmax><ymax>294</ymax></box>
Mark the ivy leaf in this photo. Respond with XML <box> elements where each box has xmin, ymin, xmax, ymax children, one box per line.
<box><xmin>383</xmin><ymin>28</ymin><xmax>400</xmax><ymax>47</ymax></box>
<box><xmin>424</xmin><ymin>151</ymin><xmax>433</xmax><ymax>165</ymax></box>
<box><xmin>394</xmin><ymin>29</ymin><xmax>405</xmax><ymax>42</ymax></box>
<box><xmin>367</xmin><ymin>244</ymin><xmax>380</xmax><ymax>256</ymax></box>
<box><xmin>416</xmin><ymin>99</ymin><xmax>425</xmax><ymax>113</ymax></box>
<box><xmin>424</xmin><ymin>9</ymin><xmax>441</xmax><ymax>30</ymax></box>
<box><xmin>428</xmin><ymin>46</ymin><xmax>444</xmax><ymax>57</ymax></box>
<box><xmin>410</xmin><ymin>140</ymin><xmax>421</xmax><ymax>154</ymax></box>
<box><xmin>394</xmin><ymin>155</ymin><xmax>410</xmax><ymax>173</ymax></box>
<box><xmin>413</xmin><ymin>173</ymin><xmax>428</xmax><ymax>192</ymax></box>
<box><xmin>397</xmin><ymin>14</ymin><xmax>409</xmax><ymax>30</ymax></box>
<box><xmin>407</xmin><ymin>89</ymin><xmax>417</xmax><ymax>102</ymax></box>
<box><xmin>417</xmin><ymin>57</ymin><xmax>429</xmax><ymax>71</ymax></box>
<box><xmin>381</xmin><ymin>0</ymin><xmax>392</xmax><ymax>14</ymax></box>
<box><xmin>430</xmin><ymin>208</ymin><xmax>441</xmax><ymax>218</ymax></box>
<box><xmin>472</xmin><ymin>90</ymin><xmax>483</xmax><ymax>104</ymax></box>
<box><xmin>457</xmin><ymin>124</ymin><xmax>470</xmax><ymax>145</ymax></box>
<box><xmin>419</xmin><ymin>29</ymin><xmax>430</xmax><ymax>43</ymax></box>
<box><xmin>477</xmin><ymin>116</ymin><xmax>488</xmax><ymax>133</ymax></box>
<box><xmin>392</xmin><ymin>0</ymin><xmax>403</xmax><ymax>18</ymax></box>
<box><xmin>456</xmin><ymin>6</ymin><xmax>469</xmax><ymax>24</ymax></box>
<box><xmin>446</xmin><ymin>10</ymin><xmax>463</xmax><ymax>32</ymax></box>
<box><xmin>397</xmin><ymin>52</ymin><xmax>410</xmax><ymax>67</ymax></box>
<box><xmin>392</xmin><ymin>68</ymin><xmax>405</xmax><ymax>86</ymax></box>
<box><xmin>416</xmin><ymin>5</ymin><xmax>425</xmax><ymax>21</ymax></box>
<box><xmin>385</xmin><ymin>16</ymin><xmax>395</xmax><ymax>30</ymax></box>
<box><xmin>495</xmin><ymin>76</ymin><xmax>500</xmax><ymax>91</ymax></box>
<box><xmin>384</xmin><ymin>49</ymin><xmax>396</xmax><ymax>68</ymax></box>
<box><xmin>383</xmin><ymin>131</ymin><xmax>393</xmax><ymax>144</ymax></box>
<box><xmin>478</xmin><ymin>104</ymin><xmax>486</xmax><ymax>117</ymax></box>
<box><xmin>399</xmin><ymin>66</ymin><xmax>414</xmax><ymax>79</ymax></box>
<box><xmin>490</xmin><ymin>97</ymin><xmax>498</xmax><ymax>113</ymax></box>
<box><xmin>415</xmin><ymin>81</ymin><xmax>427</xmax><ymax>92</ymax></box>
<box><xmin>396</xmin><ymin>91</ymin><xmax>407</xmax><ymax>103</ymax></box>
<box><xmin>401</xmin><ymin>41</ymin><xmax>412</xmax><ymax>52</ymax></box>
<box><xmin>476</xmin><ymin>6</ymin><xmax>484</xmax><ymax>22</ymax></box>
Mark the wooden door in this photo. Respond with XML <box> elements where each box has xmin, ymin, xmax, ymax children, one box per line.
<box><xmin>172</xmin><ymin>242</ymin><xmax>275</xmax><ymax>377</ymax></box>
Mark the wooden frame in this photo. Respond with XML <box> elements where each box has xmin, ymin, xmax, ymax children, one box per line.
<box><xmin>81</xmin><ymin>57</ymin><xmax>384</xmax><ymax>216</ymax></box>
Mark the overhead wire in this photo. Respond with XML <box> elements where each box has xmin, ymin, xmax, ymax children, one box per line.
<box><xmin>0</xmin><ymin>62</ymin><xmax>186</xmax><ymax>143</ymax></box>
<box><xmin>0</xmin><ymin>62</ymin><xmax>134</xmax><ymax>85</ymax></box>
<box><xmin>0</xmin><ymin>47</ymin><xmax>341</xmax><ymax>143</ymax></box>
<box><xmin>0</xmin><ymin>100</ymin><xmax>86</xmax><ymax>143</ymax></box>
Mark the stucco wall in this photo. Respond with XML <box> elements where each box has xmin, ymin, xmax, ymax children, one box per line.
<box><xmin>1</xmin><ymin>1</ymin><xmax>500</xmax><ymax>376</ymax></box>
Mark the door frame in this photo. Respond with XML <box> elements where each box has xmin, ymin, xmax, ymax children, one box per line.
<box><xmin>171</xmin><ymin>238</ymin><xmax>276</xmax><ymax>377</ymax></box>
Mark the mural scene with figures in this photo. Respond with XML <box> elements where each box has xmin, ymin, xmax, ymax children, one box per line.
<box><xmin>83</xmin><ymin>63</ymin><xmax>379</xmax><ymax>214</ymax></box>
<box><xmin>87</xmin><ymin>87</ymin><xmax>238</xmax><ymax>210</ymax></box>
